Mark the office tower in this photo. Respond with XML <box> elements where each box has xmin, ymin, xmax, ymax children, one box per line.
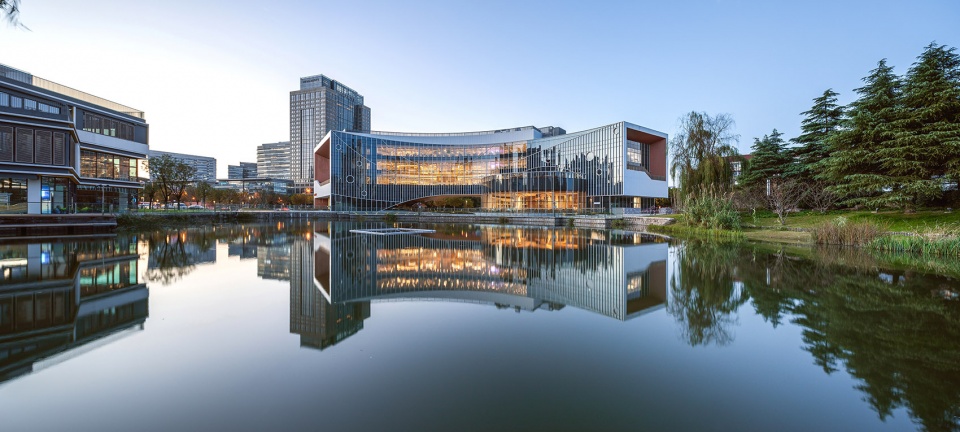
<box><xmin>148</xmin><ymin>150</ymin><xmax>217</xmax><ymax>183</ymax></box>
<box><xmin>256</xmin><ymin>141</ymin><xmax>291</xmax><ymax>180</ymax></box>
<box><xmin>290</xmin><ymin>75</ymin><xmax>370</xmax><ymax>194</ymax></box>
<box><xmin>228</xmin><ymin>161</ymin><xmax>258</xmax><ymax>179</ymax></box>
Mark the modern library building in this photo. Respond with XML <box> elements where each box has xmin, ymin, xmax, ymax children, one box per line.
<box><xmin>0</xmin><ymin>64</ymin><xmax>148</xmax><ymax>214</ymax></box>
<box><xmin>313</xmin><ymin>122</ymin><xmax>667</xmax><ymax>211</ymax></box>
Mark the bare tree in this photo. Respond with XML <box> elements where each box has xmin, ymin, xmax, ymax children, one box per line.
<box><xmin>762</xmin><ymin>178</ymin><xmax>808</xmax><ymax>225</ymax></box>
<box><xmin>732</xmin><ymin>184</ymin><xmax>766</xmax><ymax>225</ymax></box>
<box><xmin>805</xmin><ymin>181</ymin><xmax>838</xmax><ymax>214</ymax></box>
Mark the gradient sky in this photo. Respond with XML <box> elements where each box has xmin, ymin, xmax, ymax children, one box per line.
<box><xmin>2</xmin><ymin>0</ymin><xmax>957</xmax><ymax>177</ymax></box>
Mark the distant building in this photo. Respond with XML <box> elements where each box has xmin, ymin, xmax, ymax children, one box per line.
<box><xmin>291</xmin><ymin>75</ymin><xmax>371</xmax><ymax>193</ymax></box>
<box><xmin>0</xmin><ymin>63</ymin><xmax>149</xmax><ymax>214</ymax></box>
<box><xmin>228</xmin><ymin>161</ymin><xmax>257</xmax><ymax>179</ymax></box>
<box><xmin>215</xmin><ymin>177</ymin><xmax>293</xmax><ymax>195</ymax></box>
<box><xmin>148</xmin><ymin>150</ymin><xmax>216</xmax><ymax>183</ymax></box>
<box><xmin>730</xmin><ymin>154</ymin><xmax>752</xmax><ymax>185</ymax></box>
<box><xmin>256</xmin><ymin>141</ymin><xmax>291</xmax><ymax>180</ymax></box>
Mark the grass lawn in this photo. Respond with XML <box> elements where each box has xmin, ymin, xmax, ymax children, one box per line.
<box><xmin>749</xmin><ymin>209</ymin><xmax>960</xmax><ymax>233</ymax></box>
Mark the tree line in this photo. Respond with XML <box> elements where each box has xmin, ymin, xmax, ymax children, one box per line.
<box><xmin>671</xmin><ymin>42</ymin><xmax>960</xmax><ymax>224</ymax></box>
<box><xmin>140</xmin><ymin>154</ymin><xmax>313</xmax><ymax>208</ymax></box>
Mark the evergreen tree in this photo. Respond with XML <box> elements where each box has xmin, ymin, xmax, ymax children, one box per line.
<box><xmin>739</xmin><ymin>129</ymin><xmax>790</xmax><ymax>188</ymax></box>
<box><xmin>885</xmin><ymin>42</ymin><xmax>960</xmax><ymax>208</ymax></box>
<box><xmin>817</xmin><ymin>60</ymin><xmax>902</xmax><ymax>208</ymax></box>
<box><xmin>787</xmin><ymin>89</ymin><xmax>844</xmax><ymax>182</ymax></box>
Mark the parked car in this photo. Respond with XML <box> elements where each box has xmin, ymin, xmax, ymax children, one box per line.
<box><xmin>187</xmin><ymin>204</ymin><xmax>204</xmax><ymax>210</ymax></box>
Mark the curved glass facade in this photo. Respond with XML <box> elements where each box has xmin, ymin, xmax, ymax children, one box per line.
<box><xmin>315</xmin><ymin>122</ymin><xmax>667</xmax><ymax>211</ymax></box>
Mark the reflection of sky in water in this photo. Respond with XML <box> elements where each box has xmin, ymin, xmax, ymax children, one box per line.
<box><xmin>1</xmin><ymin>223</ymin><xmax>956</xmax><ymax>432</ymax></box>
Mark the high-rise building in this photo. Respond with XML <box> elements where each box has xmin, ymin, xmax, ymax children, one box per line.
<box><xmin>290</xmin><ymin>75</ymin><xmax>370</xmax><ymax>194</ymax></box>
<box><xmin>0</xmin><ymin>63</ymin><xmax>149</xmax><ymax>214</ymax></box>
<box><xmin>148</xmin><ymin>150</ymin><xmax>217</xmax><ymax>183</ymax></box>
<box><xmin>256</xmin><ymin>141</ymin><xmax>291</xmax><ymax>180</ymax></box>
<box><xmin>227</xmin><ymin>161</ymin><xmax>257</xmax><ymax>179</ymax></box>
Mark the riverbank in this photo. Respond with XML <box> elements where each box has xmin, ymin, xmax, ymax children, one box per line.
<box><xmin>114</xmin><ymin>210</ymin><xmax>676</xmax><ymax>231</ymax></box>
<box><xmin>650</xmin><ymin>209</ymin><xmax>960</xmax><ymax>256</ymax></box>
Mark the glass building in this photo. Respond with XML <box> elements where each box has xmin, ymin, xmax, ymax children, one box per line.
<box><xmin>313</xmin><ymin>122</ymin><xmax>667</xmax><ymax>211</ymax></box>
<box><xmin>227</xmin><ymin>162</ymin><xmax>257</xmax><ymax>180</ymax></box>
<box><xmin>256</xmin><ymin>141</ymin><xmax>291</xmax><ymax>180</ymax></box>
<box><xmin>291</xmin><ymin>75</ymin><xmax>371</xmax><ymax>194</ymax></box>
<box><xmin>0</xmin><ymin>64</ymin><xmax>149</xmax><ymax>214</ymax></box>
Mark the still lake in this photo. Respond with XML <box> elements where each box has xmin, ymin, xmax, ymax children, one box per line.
<box><xmin>0</xmin><ymin>221</ymin><xmax>958</xmax><ymax>432</ymax></box>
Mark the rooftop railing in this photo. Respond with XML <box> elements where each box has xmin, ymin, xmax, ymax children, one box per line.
<box><xmin>1</xmin><ymin>63</ymin><xmax>145</xmax><ymax>119</ymax></box>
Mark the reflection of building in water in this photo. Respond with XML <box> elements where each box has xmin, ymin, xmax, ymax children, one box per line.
<box><xmin>228</xmin><ymin>242</ymin><xmax>257</xmax><ymax>260</ymax></box>
<box><xmin>289</xmin><ymin>238</ymin><xmax>369</xmax><ymax>350</ymax></box>
<box><xmin>258</xmin><ymin>245</ymin><xmax>291</xmax><ymax>280</ymax></box>
<box><xmin>256</xmin><ymin>227</ymin><xmax>301</xmax><ymax>281</ymax></box>
<box><xmin>0</xmin><ymin>237</ymin><xmax>148</xmax><ymax>384</ymax></box>
<box><xmin>313</xmin><ymin>224</ymin><xmax>668</xmax><ymax>321</ymax></box>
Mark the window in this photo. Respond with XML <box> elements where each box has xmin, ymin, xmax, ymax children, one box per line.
<box><xmin>23</xmin><ymin>99</ymin><xmax>37</xmax><ymax>110</ymax></box>
<box><xmin>82</xmin><ymin>113</ymin><xmax>135</xmax><ymax>140</ymax></box>
<box><xmin>0</xmin><ymin>92</ymin><xmax>8</xmax><ymax>107</ymax></box>
<box><xmin>37</xmin><ymin>102</ymin><xmax>60</xmax><ymax>115</ymax></box>
<box><xmin>11</xmin><ymin>96</ymin><xmax>22</xmax><ymax>109</ymax></box>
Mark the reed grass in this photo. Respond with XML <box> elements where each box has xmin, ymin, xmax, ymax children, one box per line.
<box><xmin>810</xmin><ymin>216</ymin><xmax>885</xmax><ymax>246</ymax></box>
<box><xmin>871</xmin><ymin>235</ymin><xmax>960</xmax><ymax>257</ymax></box>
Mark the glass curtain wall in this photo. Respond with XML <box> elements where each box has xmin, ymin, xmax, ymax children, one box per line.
<box><xmin>326</xmin><ymin>123</ymin><xmax>625</xmax><ymax>211</ymax></box>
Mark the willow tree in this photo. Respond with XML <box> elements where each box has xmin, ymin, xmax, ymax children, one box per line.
<box><xmin>1</xmin><ymin>0</ymin><xmax>24</xmax><ymax>27</ymax></box>
<box><xmin>669</xmin><ymin>111</ymin><xmax>740</xmax><ymax>199</ymax></box>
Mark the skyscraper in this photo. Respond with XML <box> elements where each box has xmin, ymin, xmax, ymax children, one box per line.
<box><xmin>290</xmin><ymin>75</ymin><xmax>370</xmax><ymax>193</ymax></box>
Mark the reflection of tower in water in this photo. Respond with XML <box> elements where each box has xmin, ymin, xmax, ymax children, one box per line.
<box><xmin>289</xmin><ymin>237</ymin><xmax>369</xmax><ymax>350</ymax></box>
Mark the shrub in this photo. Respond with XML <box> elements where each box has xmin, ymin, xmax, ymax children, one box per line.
<box><xmin>384</xmin><ymin>213</ymin><xmax>398</xmax><ymax>223</ymax></box>
<box><xmin>681</xmin><ymin>188</ymin><xmax>741</xmax><ymax>230</ymax></box>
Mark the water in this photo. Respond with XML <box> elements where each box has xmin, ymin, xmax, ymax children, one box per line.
<box><xmin>1</xmin><ymin>222</ymin><xmax>958</xmax><ymax>432</ymax></box>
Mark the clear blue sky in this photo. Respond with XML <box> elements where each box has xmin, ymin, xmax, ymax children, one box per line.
<box><xmin>2</xmin><ymin>0</ymin><xmax>958</xmax><ymax>176</ymax></box>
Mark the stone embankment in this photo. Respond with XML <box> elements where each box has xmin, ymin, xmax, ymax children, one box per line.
<box><xmin>0</xmin><ymin>214</ymin><xmax>116</xmax><ymax>237</ymax></box>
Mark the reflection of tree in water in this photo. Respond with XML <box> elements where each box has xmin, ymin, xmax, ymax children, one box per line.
<box><xmin>142</xmin><ymin>222</ymin><xmax>317</xmax><ymax>285</ymax></box>
<box><xmin>143</xmin><ymin>230</ymin><xmax>200</xmax><ymax>285</ymax></box>
<box><xmin>717</xmin><ymin>244</ymin><xmax>960</xmax><ymax>432</ymax></box>
<box><xmin>668</xmin><ymin>241</ymin><xmax>749</xmax><ymax>346</ymax></box>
